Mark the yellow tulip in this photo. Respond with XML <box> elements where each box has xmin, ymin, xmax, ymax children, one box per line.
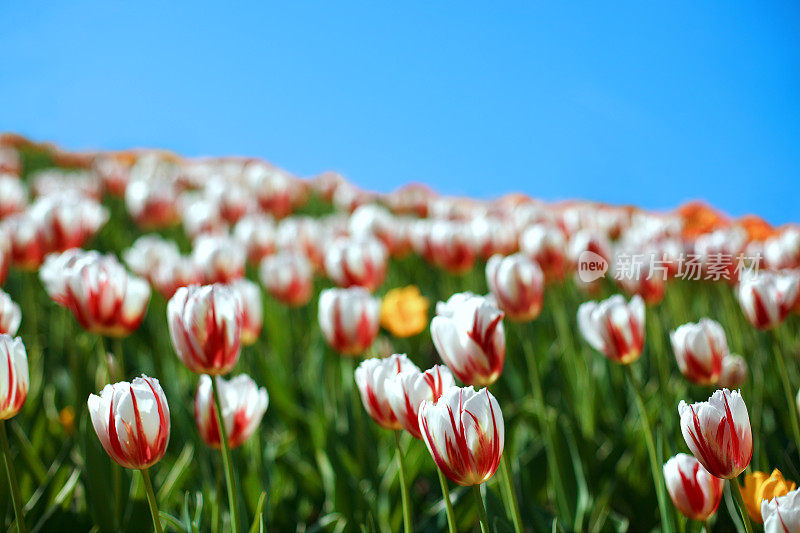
<box><xmin>381</xmin><ymin>286</ymin><xmax>429</xmax><ymax>338</ymax></box>
<box><xmin>740</xmin><ymin>469</ymin><xmax>797</xmax><ymax>522</ymax></box>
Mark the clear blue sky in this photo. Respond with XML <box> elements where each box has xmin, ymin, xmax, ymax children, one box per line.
<box><xmin>2</xmin><ymin>1</ymin><xmax>798</xmax><ymax>223</ymax></box>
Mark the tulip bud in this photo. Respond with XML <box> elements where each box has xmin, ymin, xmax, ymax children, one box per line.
<box><xmin>738</xmin><ymin>270</ymin><xmax>799</xmax><ymax>330</ymax></box>
<box><xmin>762</xmin><ymin>488</ymin><xmax>800</xmax><ymax>532</ymax></box>
<box><xmin>40</xmin><ymin>250</ymin><xmax>151</xmax><ymax>338</ymax></box>
<box><xmin>88</xmin><ymin>374</ymin><xmax>170</xmax><ymax>469</ymax></box>
<box><xmin>324</xmin><ymin>237</ymin><xmax>388</xmax><ymax>292</ymax></box>
<box><xmin>678</xmin><ymin>389</ymin><xmax>753</xmax><ymax>479</ymax></box>
<box><xmin>670</xmin><ymin>319</ymin><xmax>728</xmax><ymax>385</ymax></box>
<box><xmin>0</xmin><ymin>290</ymin><xmax>21</xmax><ymax>336</ymax></box>
<box><xmin>192</xmin><ymin>234</ymin><xmax>246</xmax><ymax>285</ymax></box>
<box><xmin>577</xmin><ymin>294</ymin><xmax>645</xmax><ymax>364</ymax></box>
<box><xmin>742</xmin><ymin>469</ymin><xmax>797</xmax><ymax>523</ymax></box>
<box><xmin>318</xmin><ymin>287</ymin><xmax>381</xmax><ymax>356</ymax></box>
<box><xmin>418</xmin><ymin>386</ymin><xmax>504</xmax><ymax>486</ymax></box>
<box><xmin>719</xmin><ymin>354</ymin><xmax>748</xmax><ymax>388</ymax></box>
<box><xmin>0</xmin><ymin>335</ymin><xmax>28</xmax><ymax>419</ymax></box>
<box><xmin>386</xmin><ymin>365</ymin><xmax>455</xmax><ymax>438</ymax></box>
<box><xmin>431</xmin><ymin>293</ymin><xmax>505</xmax><ymax>387</ymax></box>
<box><xmin>226</xmin><ymin>279</ymin><xmax>262</xmax><ymax>346</ymax></box>
<box><xmin>168</xmin><ymin>284</ymin><xmax>242</xmax><ymax>375</ymax></box>
<box><xmin>194</xmin><ymin>374</ymin><xmax>268</xmax><ymax>449</ymax></box>
<box><xmin>259</xmin><ymin>251</ymin><xmax>314</xmax><ymax>307</ymax></box>
<box><xmin>662</xmin><ymin>453</ymin><xmax>724</xmax><ymax>521</ymax></box>
<box><xmin>355</xmin><ymin>354</ymin><xmax>421</xmax><ymax>430</ymax></box>
<box><xmin>486</xmin><ymin>253</ymin><xmax>544</xmax><ymax>322</ymax></box>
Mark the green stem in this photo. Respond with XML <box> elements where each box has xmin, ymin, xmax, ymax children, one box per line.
<box><xmin>472</xmin><ymin>484</ymin><xmax>491</xmax><ymax>533</ymax></box>
<box><xmin>435</xmin><ymin>466</ymin><xmax>457</xmax><ymax>533</ymax></box>
<box><xmin>211</xmin><ymin>376</ymin><xmax>240</xmax><ymax>532</ymax></box>
<box><xmin>140</xmin><ymin>468</ymin><xmax>164</xmax><ymax>533</ymax></box>
<box><xmin>499</xmin><ymin>454</ymin><xmax>523</xmax><ymax>533</ymax></box>
<box><xmin>0</xmin><ymin>420</ymin><xmax>26</xmax><ymax>533</ymax></box>
<box><xmin>624</xmin><ymin>365</ymin><xmax>671</xmax><ymax>531</ymax></box>
<box><xmin>394</xmin><ymin>431</ymin><xmax>412</xmax><ymax>533</ymax></box>
<box><xmin>730</xmin><ymin>478</ymin><xmax>754</xmax><ymax>533</ymax></box>
<box><xmin>769</xmin><ymin>331</ymin><xmax>800</xmax><ymax>462</ymax></box>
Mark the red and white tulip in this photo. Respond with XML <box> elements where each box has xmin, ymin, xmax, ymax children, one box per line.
<box><xmin>386</xmin><ymin>365</ymin><xmax>455</xmax><ymax>439</ymax></box>
<box><xmin>486</xmin><ymin>253</ymin><xmax>544</xmax><ymax>322</ymax></box>
<box><xmin>355</xmin><ymin>354</ymin><xmax>420</xmax><ymax>430</ymax></box>
<box><xmin>194</xmin><ymin>374</ymin><xmax>268</xmax><ymax>449</ymax></box>
<box><xmin>0</xmin><ymin>335</ymin><xmax>28</xmax><ymax>420</ymax></box>
<box><xmin>318</xmin><ymin>287</ymin><xmax>381</xmax><ymax>356</ymax></box>
<box><xmin>663</xmin><ymin>453</ymin><xmax>724</xmax><ymax>521</ymax></box>
<box><xmin>577</xmin><ymin>294</ymin><xmax>645</xmax><ymax>364</ymax></box>
<box><xmin>670</xmin><ymin>319</ymin><xmax>728</xmax><ymax>385</ymax></box>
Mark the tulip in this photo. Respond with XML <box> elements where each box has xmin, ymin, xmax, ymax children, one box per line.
<box><xmin>349</xmin><ymin>204</ymin><xmax>411</xmax><ymax>257</ymax></box>
<box><xmin>386</xmin><ymin>365</ymin><xmax>455</xmax><ymax>439</ymax></box>
<box><xmin>0</xmin><ymin>232</ymin><xmax>8</xmax><ymax>287</ymax></box>
<box><xmin>167</xmin><ymin>284</ymin><xmax>242</xmax><ymax>375</ymax></box>
<box><xmin>471</xmin><ymin>216</ymin><xmax>517</xmax><ymax>259</ymax></box>
<box><xmin>0</xmin><ymin>174</ymin><xmax>27</xmax><ymax>219</ymax></box>
<box><xmin>123</xmin><ymin>234</ymin><xmax>181</xmax><ymax>282</ymax></box>
<box><xmin>742</xmin><ymin>469</ymin><xmax>797</xmax><ymax>523</ymax></box>
<box><xmin>738</xmin><ymin>270</ymin><xmax>799</xmax><ymax>330</ymax></box>
<box><xmin>412</xmin><ymin>219</ymin><xmax>477</xmax><ymax>274</ymax></box>
<box><xmin>678</xmin><ymin>388</ymin><xmax>752</xmax><ymax>479</ymax></box>
<box><xmin>616</xmin><ymin>258</ymin><xmax>667</xmax><ymax>305</ymax></box>
<box><xmin>568</xmin><ymin>229</ymin><xmax>612</xmax><ymax>292</ymax></box>
<box><xmin>577</xmin><ymin>294</ymin><xmax>645</xmax><ymax>364</ymax></box>
<box><xmin>762</xmin><ymin>488</ymin><xmax>800</xmax><ymax>533</ymax></box>
<box><xmin>324</xmin><ymin>236</ymin><xmax>388</xmax><ymax>292</ymax></box>
<box><xmin>431</xmin><ymin>293</ymin><xmax>505</xmax><ymax>387</ymax></box>
<box><xmin>670</xmin><ymin>318</ymin><xmax>728</xmax><ymax>385</ymax></box>
<box><xmin>233</xmin><ymin>213</ymin><xmax>276</xmax><ymax>264</ymax></box>
<box><xmin>204</xmin><ymin>180</ymin><xmax>255</xmax><ymax>224</ymax></box>
<box><xmin>151</xmin><ymin>254</ymin><xmax>201</xmax><ymax>299</ymax></box>
<box><xmin>0</xmin><ymin>290</ymin><xmax>21</xmax><ymax>336</ymax></box>
<box><xmin>226</xmin><ymin>279</ymin><xmax>262</xmax><ymax>346</ymax></box>
<box><xmin>418</xmin><ymin>386</ymin><xmax>504</xmax><ymax>486</ymax></box>
<box><xmin>318</xmin><ymin>287</ymin><xmax>381</xmax><ymax>356</ymax></box>
<box><xmin>180</xmin><ymin>194</ymin><xmax>227</xmax><ymax>239</ymax></box>
<box><xmin>485</xmin><ymin>253</ymin><xmax>544</xmax><ymax>322</ymax></box>
<box><xmin>245</xmin><ymin>163</ymin><xmax>306</xmax><ymax>219</ymax></box>
<box><xmin>192</xmin><ymin>234</ymin><xmax>246</xmax><ymax>285</ymax></box>
<box><xmin>275</xmin><ymin>217</ymin><xmax>324</xmax><ymax>268</ymax></box>
<box><xmin>354</xmin><ymin>354</ymin><xmax>421</xmax><ymax>429</ymax></box>
<box><xmin>662</xmin><ymin>453</ymin><xmax>724</xmax><ymax>521</ymax></box>
<box><xmin>0</xmin><ymin>335</ymin><xmax>28</xmax><ymax>420</ymax></box>
<box><xmin>194</xmin><ymin>374</ymin><xmax>268</xmax><ymax>449</ymax></box>
<box><xmin>259</xmin><ymin>251</ymin><xmax>314</xmax><ymax>307</ymax></box>
<box><xmin>764</xmin><ymin>227</ymin><xmax>800</xmax><ymax>270</ymax></box>
<box><xmin>87</xmin><ymin>374</ymin><xmax>170</xmax><ymax>470</ymax></box>
<box><xmin>40</xmin><ymin>250</ymin><xmax>151</xmax><ymax>338</ymax></box>
<box><xmin>125</xmin><ymin>179</ymin><xmax>181</xmax><ymax>229</ymax></box>
<box><xmin>380</xmin><ymin>286</ymin><xmax>429</xmax><ymax>338</ymax></box>
<box><xmin>519</xmin><ymin>223</ymin><xmax>569</xmax><ymax>282</ymax></box>
<box><xmin>717</xmin><ymin>354</ymin><xmax>748</xmax><ymax>388</ymax></box>
<box><xmin>0</xmin><ymin>334</ymin><xmax>29</xmax><ymax>533</ymax></box>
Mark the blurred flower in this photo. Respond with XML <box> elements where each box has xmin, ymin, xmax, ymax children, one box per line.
<box><xmin>764</xmin><ymin>227</ymin><xmax>800</xmax><ymax>270</ymax></box>
<box><xmin>0</xmin><ymin>229</ymin><xmax>8</xmax><ymax>286</ymax></box>
<box><xmin>226</xmin><ymin>279</ymin><xmax>262</xmax><ymax>346</ymax></box>
<box><xmin>663</xmin><ymin>453</ymin><xmax>724</xmax><ymax>521</ymax></box>
<box><xmin>92</xmin><ymin>153</ymin><xmax>133</xmax><ymax>196</ymax></box>
<box><xmin>519</xmin><ymin>223</ymin><xmax>568</xmax><ymax>282</ymax></box>
<box><xmin>194</xmin><ymin>374</ymin><xmax>268</xmax><ymax>449</ymax></box>
<box><xmin>123</xmin><ymin>234</ymin><xmax>181</xmax><ymax>282</ymax></box>
<box><xmin>678</xmin><ymin>388</ymin><xmax>752</xmax><ymax>479</ymax></box>
<box><xmin>31</xmin><ymin>168</ymin><xmax>102</xmax><ymax>200</ymax></box>
<box><xmin>380</xmin><ymin>286</ymin><xmax>429</xmax><ymax>338</ymax></box>
<box><xmin>318</xmin><ymin>287</ymin><xmax>381</xmax><ymax>356</ymax></box>
<box><xmin>125</xmin><ymin>179</ymin><xmax>181</xmax><ymax>229</ymax></box>
<box><xmin>40</xmin><ymin>250</ymin><xmax>151</xmax><ymax>338</ymax></box>
<box><xmin>569</xmin><ymin>229</ymin><xmax>612</xmax><ymax>293</ymax></box>
<box><xmin>616</xmin><ymin>257</ymin><xmax>667</xmax><ymax>305</ymax></box>
<box><xmin>168</xmin><ymin>284</ymin><xmax>242</xmax><ymax>375</ymax></box>
<box><xmin>349</xmin><ymin>204</ymin><xmax>410</xmax><ymax>257</ymax></box>
<box><xmin>233</xmin><ymin>213</ymin><xmax>276</xmax><ymax>265</ymax></box>
<box><xmin>204</xmin><ymin>180</ymin><xmax>256</xmax><ymax>225</ymax></box>
<box><xmin>180</xmin><ymin>194</ymin><xmax>227</xmax><ymax>239</ymax></box>
<box><xmin>192</xmin><ymin>234</ymin><xmax>246</xmax><ymax>284</ymax></box>
<box><xmin>0</xmin><ymin>290</ymin><xmax>21</xmax><ymax>336</ymax></box>
<box><xmin>486</xmin><ymin>253</ymin><xmax>544</xmax><ymax>322</ymax></box>
<box><xmin>412</xmin><ymin>220</ymin><xmax>477</xmax><ymax>275</ymax></box>
<box><xmin>738</xmin><ymin>270</ymin><xmax>799</xmax><ymax>330</ymax></box>
<box><xmin>355</xmin><ymin>354</ymin><xmax>420</xmax><ymax>429</ymax></box>
<box><xmin>418</xmin><ymin>386</ymin><xmax>504</xmax><ymax>486</ymax></box>
<box><xmin>259</xmin><ymin>251</ymin><xmax>314</xmax><ymax>307</ymax></box>
<box><xmin>718</xmin><ymin>353</ymin><xmax>748</xmax><ymax>388</ymax></box>
<box><xmin>670</xmin><ymin>318</ymin><xmax>728</xmax><ymax>385</ymax></box>
<box><xmin>0</xmin><ymin>335</ymin><xmax>28</xmax><ymax>419</ymax></box>
<box><xmin>762</xmin><ymin>488</ymin><xmax>800</xmax><ymax>532</ymax></box>
<box><xmin>431</xmin><ymin>292</ymin><xmax>505</xmax><ymax>387</ymax></box>
<box><xmin>693</xmin><ymin>227</ymin><xmax>747</xmax><ymax>282</ymax></box>
<box><xmin>245</xmin><ymin>163</ymin><xmax>306</xmax><ymax>219</ymax></box>
<box><xmin>577</xmin><ymin>294</ymin><xmax>645</xmax><ymax>364</ymax></box>
<box><xmin>0</xmin><ymin>174</ymin><xmax>27</xmax><ymax>219</ymax></box>
<box><xmin>384</xmin><ymin>182</ymin><xmax>435</xmax><ymax>218</ymax></box>
<box><xmin>742</xmin><ymin>469</ymin><xmax>797</xmax><ymax>523</ymax></box>
<box><xmin>276</xmin><ymin>217</ymin><xmax>324</xmax><ymax>269</ymax></box>
<box><xmin>88</xmin><ymin>374</ymin><xmax>170</xmax><ymax>469</ymax></box>
<box><xmin>386</xmin><ymin>365</ymin><xmax>455</xmax><ymax>439</ymax></box>
<box><xmin>324</xmin><ymin>236</ymin><xmax>388</xmax><ymax>292</ymax></box>
<box><xmin>59</xmin><ymin>406</ymin><xmax>75</xmax><ymax>435</ymax></box>
<box><xmin>151</xmin><ymin>254</ymin><xmax>201</xmax><ymax>299</ymax></box>
<box><xmin>472</xmin><ymin>216</ymin><xmax>517</xmax><ymax>259</ymax></box>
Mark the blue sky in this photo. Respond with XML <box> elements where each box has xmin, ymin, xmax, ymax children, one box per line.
<box><xmin>2</xmin><ymin>1</ymin><xmax>798</xmax><ymax>223</ymax></box>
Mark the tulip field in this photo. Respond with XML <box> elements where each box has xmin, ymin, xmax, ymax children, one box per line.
<box><xmin>3</xmin><ymin>134</ymin><xmax>800</xmax><ymax>532</ymax></box>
